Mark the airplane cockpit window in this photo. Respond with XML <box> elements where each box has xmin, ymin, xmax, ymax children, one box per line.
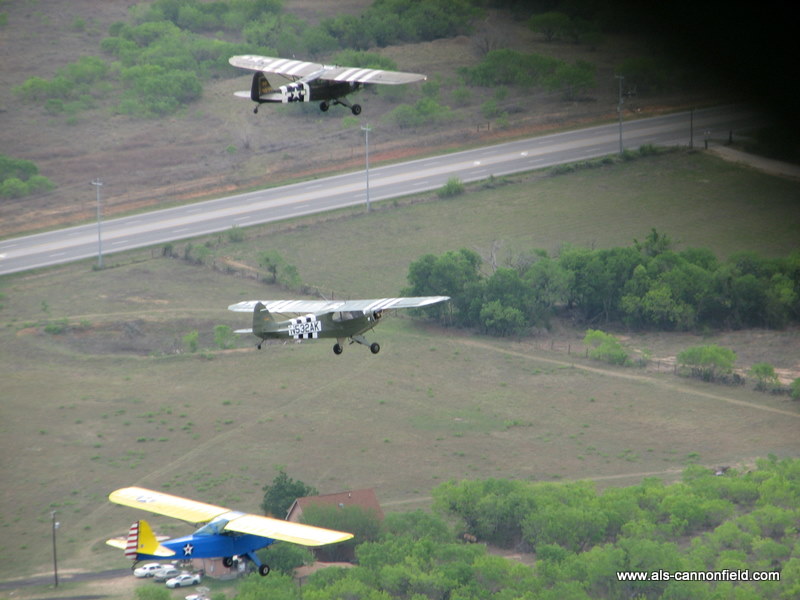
<box><xmin>195</xmin><ymin>518</ymin><xmax>227</xmax><ymax>536</ymax></box>
<box><xmin>333</xmin><ymin>311</ymin><xmax>362</xmax><ymax>322</ymax></box>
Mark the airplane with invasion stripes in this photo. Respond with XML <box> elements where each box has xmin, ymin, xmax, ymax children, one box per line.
<box><xmin>229</xmin><ymin>54</ymin><xmax>426</xmax><ymax>115</ymax></box>
<box><xmin>228</xmin><ymin>296</ymin><xmax>449</xmax><ymax>354</ymax></box>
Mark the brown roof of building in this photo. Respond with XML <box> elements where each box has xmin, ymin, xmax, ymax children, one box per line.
<box><xmin>286</xmin><ymin>488</ymin><xmax>384</xmax><ymax>522</ymax></box>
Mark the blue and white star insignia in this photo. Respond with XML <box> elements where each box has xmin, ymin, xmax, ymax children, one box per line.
<box><xmin>183</xmin><ymin>543</ymin><xmax>194</xmax><ymax>556</ymax></box>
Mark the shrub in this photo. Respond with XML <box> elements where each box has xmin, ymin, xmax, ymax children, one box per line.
<box><xmin>677</xmin><ymin>344</ymin><xmax>736</xmax><ymax>382</ymax></box>
<box><xmin>583</xmin><ymin>329</ymin><xmax>629</xmax><ymax>365</ymax></box>
<box><xmin>437</xmin><ymin>177</ymin><xmax>465</xmax><ymax>198</ymax></box>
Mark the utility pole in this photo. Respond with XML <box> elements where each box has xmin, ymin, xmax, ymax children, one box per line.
<box><xmin>361</xmin><ymin>123</ymin><xmax>371</xmax><ymax>212</ymax></box>
<box><xmin>91</xmin><ymin>179</ymin><xmax>104</xmax><ymax>269</ymax></box>
<box><xmin>615</xmin><ymin>75</ymin><xmax>625</xmax><ymax>155</ymax></box>
<box><xmin>51</xmin><ymin>511</ymin><xmax>59</xmax><ymax>587</ymax></box>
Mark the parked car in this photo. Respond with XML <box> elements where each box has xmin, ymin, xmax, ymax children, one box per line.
<box><xmin>133</xmin><ymin>562</ymin><xmax>162</xmax><ymax>578</ymax></box>
<box><xmin>166</xmin><ymin>572</ymin><xmax>202</xmax><ymax>588</ymax></box>
<box><xmin>153</xmin><ymin>565</ymin><xmax>180</xmax><ymax>582</ymax></box>
<box><xmin>184</xmin><ymin>587</ymin><xmax>210</xmax><ymax>600</ymax></box>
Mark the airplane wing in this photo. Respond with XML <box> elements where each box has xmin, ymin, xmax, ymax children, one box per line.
<box><xmin>229</xmin><ymin>55</ymin><xmax>323</xmax><ymax>80</ymax></box>
<box><xmin>223</xmin><ymin>514</ymin><xmax>353</xmax><ymax>546</ymax></box>
<box><xmin>228</xmin><ymin>296</ymin><xmax>450</xmax><ymax>314</ymax></box>
<box><xmin>229</xmin><ymin>55</ymin><xmax>426</xmax><ymax>85</ymax></box>
<box><xmin>109</xmin><ymin>487</ymin><xmax>230</xmax><ymax>524</ymax></box>
<box><xmin>109</xmin><ymin>487</ymin><xmax>353</xmax><ymax>547</ymax></box>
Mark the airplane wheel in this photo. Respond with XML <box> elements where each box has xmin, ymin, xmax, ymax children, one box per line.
<box><xmin>351</xmin><ymin>104</ymin><xmax>362</xmax><ymax>116</ymax></box>
<box><xmin>333</xmin><ymin>343</ymin><xmax>343</xmax><ymax>355</ymax></box>
<box><xmin>259</xmin><ymin>564</ymin><xmax>271</xmax><ymax>577</ymax></box>
<box><xmin>222</xmin><ymin>556</ymin><xmax>233</xmax><ymax>568</ymax></box>
<box><xmin>320</xmin><ymin>101</ymin><xmax>329</xmax><ymax>112</ymax></box>
<box><xmin>370</xmin><ymin>342</ymin><xmax>380</xmax><ymax>354</ymax></box>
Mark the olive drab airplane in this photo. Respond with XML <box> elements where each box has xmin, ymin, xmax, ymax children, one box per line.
<box><xmin>228</xmin><ymin>296</ymin><xmax>450</xmax><ymax>355</ymax></box>
<box><xmin>229</xmin><ymin>54</ymin><xmax>426</xmax><ymax>114</ymax></box>
<box><xmin>106</xmin><ymin>487</ymin><xmax>353</xmax><ymax>576</ymax></box>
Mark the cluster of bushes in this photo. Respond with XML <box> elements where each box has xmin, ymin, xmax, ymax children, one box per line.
<box><xmin>582</xmin><ymin>333</ymin><xmax>800</xmax><ymax>397</ymax></box>
<box><xmin>13</xmin><ymin>0</ymin><xmax>481</xmax><ymax>119</ymax></box>
<box><xmin>0</xmin><ymin>155</ymin><xmax>55</xmax><ymax>199</ymax></box>
<box><xmin>12</xmin><ymin>55</ymin><xmax>111</xmax><ymax>118</ymax></box>
<box><xmin>160</xmin><ymin>457</ymin><xmax>799</xmax><ymax>600</ymax></box>
<box><xmin>429</xmin><ymin>458</ymin><xmax>800</xmax><ymax>599</ymax></box>
<box><xmin>460</xmin><ymin>48</ymin><xmax>596</xmax><ymax>100</ymax></box>
<box><xmin>135</xmin><ymin>0</ymin><xmax>477</xmax><ymax>53</ymax></box>
<box><xmin>404</xmin><ymin>231</ymin><xmax>800</xmax><ymax>336</ymax></box>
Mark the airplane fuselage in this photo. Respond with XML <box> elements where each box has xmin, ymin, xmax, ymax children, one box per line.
<box><xmin>259</xmin><ymin>311</ymin><xmax>378</xmax><ymax>342</ymax></box>
<box><xmin>136</xmin><ymin>532</ymin><xmax>273</xmax><ymax>562</ymax></box>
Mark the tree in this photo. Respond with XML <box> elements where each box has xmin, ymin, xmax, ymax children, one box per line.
<box><xmin>545</xmin><ymin>60</ymin><xmax>595</xmax><ymax>100</ymax></box>
<box><xmin>479</xmin><ymin>300</ymin><xmax>526</xmax><ymax>336</ymax></box>
<box><xmin>403</xmin><ymin>249</ymin><xmax>482</xmax><ymax>324</ymax></box>
<box><xmin>749</xmin><ymin>362</ymin><xmax>780</xmax><ymax>392</ymax></box>
<box><xmin>583</xmin><ymin>329</ymin><xmax>629</xmax><ymax>365</ymax></box>
<box><xmin>182</xmin><ymin>330</ymin><xmax>199</xmax><ymax>353</ymax></box>
<box><xmin>677</xmin><ymin>344</ymin><xmax>737</xmax><ymax>382</ymax></box>
<box><xmin>528</xmin><ymin>12</ymin><xmax>572</xmax><ymax>42</ymax></box>
<box><xmin>261</xmin><ymin>469</ymin><xmax>318</xmax><ymax>517</ymax></box>
<box><xmin>214</xmin><ymin>324</ymin><xmax>236</xmax><ymax>350</ymax></box>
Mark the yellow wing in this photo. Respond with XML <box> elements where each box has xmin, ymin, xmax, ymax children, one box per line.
<box><xmin>224</xmin><ymin>514</ymin><xmax>353</xmax><ymax>547</ymax></box>
<box><xmin>109</xmin><ymin>487</ymin><xmax>230</xmax><ymax>523</ymax></box>
<box><xmin>109</xmin><ymin>487</ymin><xmax>354</xmax><ymax>546</ymax></box>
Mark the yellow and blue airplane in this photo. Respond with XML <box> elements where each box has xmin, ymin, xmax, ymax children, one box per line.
<box><xmin>106</xmin><ymin>487</ymin><xmax>352</xmax><ymax>576</ymax></box>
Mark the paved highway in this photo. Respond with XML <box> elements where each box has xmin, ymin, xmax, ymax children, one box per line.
<box><xmin>0</xmin><ymin>105</ymin><xmax>759</xmax><ymax>275</ymax></box>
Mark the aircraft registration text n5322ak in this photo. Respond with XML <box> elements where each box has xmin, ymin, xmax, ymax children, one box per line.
<box><xmin>228</xmin><ymin>296</ymin><xmax>449</xmax><ymax>355</ymax></box>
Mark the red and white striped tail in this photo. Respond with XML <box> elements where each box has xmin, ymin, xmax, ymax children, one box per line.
<box><xmin>124</xmin><ymin>521</ymin><xmax>139</xmax><ymax>559</ymax></box>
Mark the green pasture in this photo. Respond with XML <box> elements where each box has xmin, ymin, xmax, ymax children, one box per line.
<box><xmin>1</xmin><ymin>150</ymin><xmax>799</xmax><ymax>585</ymax></box>
<box><xmin>217</xmin><ymin>150</ymin><xmax>800</xmax><ymax>296</ymax></box>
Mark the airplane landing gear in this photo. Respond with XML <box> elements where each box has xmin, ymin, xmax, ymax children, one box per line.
<box><xmin>326</xmin><ymin>98</ymin><xmax>362</xmax><ymax>116</ymax></box>
<box><xmin>245</xmin><ymin>550</ymin><xmax>271</xmax><ymax>577</ymax></box>
<box><xmin>370</xmin><ymin>342</ymin><xmax>380</xmax><ymax>354</ymax></box>
<box><xmin>222</xmin><ymin>556</ymin><xmax>234</xmax><ymax>568</ymax></box>
<box><xmin>333</xmin><ymin>343</ymin><xmax>343</xmax><ymax>355</ymax></box>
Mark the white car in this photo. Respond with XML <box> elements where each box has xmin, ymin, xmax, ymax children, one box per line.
<box><xmin>185</xmin><ymin>588</ymin><xmax>210</xmax><ymax>600</ymax></box>
<box><xmin>153</xmin><ymin>565</ymin><xmax>180</xmax><ymax>582</ymax></box>
<box><xmin>166</xmin><ymin>572</ymin><xmax>202</xmax><ymax>588</ymax></box>
<box><xmin>133</xmin><ymin>562</ymin><xmax>162</xmax><ymax>577</ymax></box>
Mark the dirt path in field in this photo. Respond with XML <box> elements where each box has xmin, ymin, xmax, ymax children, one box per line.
<box><xmin>709</xmin><ymin>146</ymin><xmax>800</xmax><ymax>180</ymax></box>
<box><xmin>454</xmin><ymin>338</ymin><xmax>800</xmax><ymax>419</ymax></box>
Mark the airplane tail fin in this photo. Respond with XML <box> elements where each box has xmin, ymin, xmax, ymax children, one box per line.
<box><xmin>122</xmin><ymin>520</ymin><xmax>174</xmax><ymax>559</ymax></box>
<box><xmin>253</xmin><ymin>302</ymin><xmax>273</xmax><ymax>335</ymax></box>
<box><xmin>251</xmin><ymin>72</ymin><xmax>274</xmax><ymax>102</ymax></box>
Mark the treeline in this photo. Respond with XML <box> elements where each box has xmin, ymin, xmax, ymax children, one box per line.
<box><xmin>403</xmin><ymin>230</ymin><xmax>800</xmax><ymax>335</ymax></box>
<box><xmin>0</xmin><ymin>155</ymin><xmax>55</xmax><ymax>199</ymax></box>
<box><xmin>187</xmin><ymin>457</ymin><xmax>800</xmax><ymax>600</ymax></box>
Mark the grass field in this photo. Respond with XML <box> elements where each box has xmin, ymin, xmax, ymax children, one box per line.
<box><xmin>1</xmin><ymin>150</ymin><xmax>799</xmax><ymax>589</ymax></box>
